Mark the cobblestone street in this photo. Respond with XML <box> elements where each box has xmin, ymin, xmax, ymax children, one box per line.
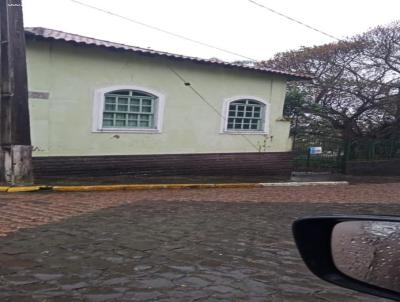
<box><xmin>1</xmin><ymin>183</ymin><xmax>400</xmax><ymax>301</ymax></box>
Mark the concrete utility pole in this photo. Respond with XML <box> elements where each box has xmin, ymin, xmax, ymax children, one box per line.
<box><xmin>0</xmin><ymin>0</ymin><xmax>33</xmax><ymax>185</ymax></box>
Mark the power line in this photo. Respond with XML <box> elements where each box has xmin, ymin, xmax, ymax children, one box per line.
<box><xmin>67</xmin><ymin>0</ymin><xmax>256</xmax><ymax>61</ymax></box>
<box><xmin>249</xmin><ymin>0</ymin><xmax>400</xmax><ymax>90</ymax></box>
<box><xmin>167</xmin><ymin>65</ymin><xmax>260</xmax><ymax>151</ymax></box>
<box><xmin>247</xmin><ymin>0</ymin><xmax>341</xmax><ymax>41</ymax></box>
<box><xmin>247</xmin><ymin>2</ymin><xmax>400</xmax><ymax>89</ymax></box>
<box><xmin>64</xmin><ymin>0</ymin><xmax>399</xmax><ymax>126</ymax></box>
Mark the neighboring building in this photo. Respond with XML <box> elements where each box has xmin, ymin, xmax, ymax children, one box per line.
<box><xmin>25</xmin><ymin>28</ymin><xmax>310</xmax><ymax>179</ymax></box>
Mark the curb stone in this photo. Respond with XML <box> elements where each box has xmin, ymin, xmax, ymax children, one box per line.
<box><xmin>260</xmin><ymin>181</ymin><xmax>349</xmax><ymax>187</ymax></box>
<box><xmin>0</xmin><ymin>181</ymin><xmax>349</xmax><ymax>193</ymax></box>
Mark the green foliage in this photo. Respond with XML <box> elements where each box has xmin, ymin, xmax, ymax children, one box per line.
<box><xmin>263</xmin><ymin>21</ymin><xmax>400</xmax><ymax>142</ymax></box>
<box><xmin>283</xmin><ymin>86</ymin><xmax>307</xmax><ymax>119</ymax></box>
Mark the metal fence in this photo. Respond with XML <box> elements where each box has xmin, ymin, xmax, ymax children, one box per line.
<box><xmin>348</xmin><ymin>138</ymin><xmax>400</xmax><ymax>161</ymax></box>
<box><xmin>293</xmin><ymin>137</ymin><xmax>344</xmax><ymax>172</ymax></box>
<box><xmin>293</xmin><ymin>137</ymin><xmax>400</xmax><ymax>172</ymax></box>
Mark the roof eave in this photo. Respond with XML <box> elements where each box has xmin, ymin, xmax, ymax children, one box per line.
<box><xmin>25</xmin><ymin>29</ymin><xmax>313</xmax><ymax>81</ymax></box>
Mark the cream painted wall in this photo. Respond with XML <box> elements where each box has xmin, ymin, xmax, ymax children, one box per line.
<box><xmin>27</xmin><ymin>40</ymin><xmax>292</xmax><ymax>156</ymax></box>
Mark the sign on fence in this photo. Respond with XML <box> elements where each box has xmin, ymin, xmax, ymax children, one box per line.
<box><xmin>309</xmin><ymin>147</ymin><xmax>322</xmax><ymax>155</ymax></box>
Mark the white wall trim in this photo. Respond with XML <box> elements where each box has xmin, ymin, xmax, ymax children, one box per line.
<box><xmin>92</xmin><ymin>85</ymin><xmax>166</xmax><ymax>133</ymax></box>
<box><xmin>219</xmin><ymin>96</ymin><xmax>270</xmax><ymax>135</ymax></box>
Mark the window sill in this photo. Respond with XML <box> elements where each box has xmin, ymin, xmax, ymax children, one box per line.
<box><xmin>220</xmin><ymin>130</ymin><xmax>268</xmax><ymax>135</ymax></box>
<box><xmin>93</xmin><ymin>128</ymin><xmax>161</xmax><ymax>134</ymax></box>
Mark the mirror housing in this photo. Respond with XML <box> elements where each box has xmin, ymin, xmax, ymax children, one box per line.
<box><xmin>293</xmin><ymin>216</ymin><xmax>400</xmax><ymax>301</ymax></box>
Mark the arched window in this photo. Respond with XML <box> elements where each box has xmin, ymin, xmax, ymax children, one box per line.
<box><xmin>225</xmin><ymin>98</ymin><xmax>267</xmax><ymax>132</ymax></box>
<box><xmin>93</xmin><ymin>86</ymin><xmax>165</xmax><ymax>133</ymax></box>
<box><xmin>103</xmin><ymin>90</ymin><xmax>157</xmax><ymax>128</ymax></box>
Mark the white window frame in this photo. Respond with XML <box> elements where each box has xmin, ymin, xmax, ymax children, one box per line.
<box><xmin>220</xmin><ymin>96</ymin><xmax>269</xmax><ymax>134</ymax></box>
<box><xmin>92</xmin><ymin>85</ymin><xmax>165</xmax><ymax>133</ymax></box>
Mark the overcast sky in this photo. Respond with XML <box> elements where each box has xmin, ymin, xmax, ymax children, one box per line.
<box><xmin>22</xmin><ymin>0</ymin><xmax>400</xmax><ymax>62</ymax></box>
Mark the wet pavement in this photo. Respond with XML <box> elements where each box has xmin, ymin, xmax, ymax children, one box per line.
<box><xmin>0</xmin><ymin>198</ymin><xmax>398</xmax><ymax>301</ymax></box>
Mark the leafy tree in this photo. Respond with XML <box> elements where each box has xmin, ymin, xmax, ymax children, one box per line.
<box><xmin>355</xmin><ymin>22</ymin><xmax>400</xmax><ymax>139</ymax></box>
<box><xmin>262</xmin><ymin>22</ymin><xmax>400</xmax><ymax>142</ymax></box>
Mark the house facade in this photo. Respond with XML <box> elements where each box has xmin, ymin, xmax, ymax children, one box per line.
<box><xmin>25</xmin><ymin>28</ymin><xmax>309</xmax><ymax>179</ymax></box>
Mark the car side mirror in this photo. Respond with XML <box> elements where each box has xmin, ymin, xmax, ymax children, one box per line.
<box><xmin>293</xmin><ymin>216</ymin><xmax>400</xmax><ymax>301</ymax></box>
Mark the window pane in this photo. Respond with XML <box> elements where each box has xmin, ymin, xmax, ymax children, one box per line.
<box><xmin>128</xmin><ymin>114</ymin><xmax>138</xmax><ymax>120</ymax></box>
<box><xmin>245</xmin><ymin>111</ymin><xmax>252</xmax><ymax>117</ymax></box>
<box><xmin>128</xmin><ymin>120</ymin><xmax>138</xmax><ymax>127</ymax></box>
<box><xmin>118</xmin><ymin>105</ymin><xmax>128</xmax><ymax>111</ymax></box>
<box><xmin>237</xmin><ymin>111</ymin><xmax>244</xmax><ymax>117</ymax></box>
<box><xmin>103</xmin><ymin>113</ymin><xmax>113</xmax><ymax>119</ymax></box>
<box><xmin>254</xmin><ymin>112</ymin><xmax>260</xmax><ymax>118</ymax></box>
<box><xmin>103</xmin><ymin>119</ymin><xmax>114</xmax><ymax>127</ymax></box>
<box><xmin>111</xmin><ymin>90</ymin><xmax>130</xmax><ymax>95</ymax></box>
<box><xmin>116</xmin><ymin>113</ymin><xmax>126</xmax><ymax>119</ymax></box>
<box><xmin>140</xmin><ymin>115</ymin><xmax>149</xmax><ymax>121</ymax></box>
<box><xmin>140</xmin><ymin>121</ymin><xmax>149</xmax><ymax>127</ymax></box>
<box><xmin>115</xmin><ymin>120</ymin><xmax>126</xmax><ymax>127</ymax></box>
<box><xmin>118</xmin><ymin>98</ymin><xmax>129</xmax><ymax>104</ymax></box>
<box><xmin>250</xmin><ymin>124</ymin><xmax>258</xmax><ymax>129</ymax></box>
<box><xmin>243</xmin><ymin>124</ymin><xmax>250</xmax><ymax>129</ymax></box>
<box><xmin>234</xmin><ymin>123</ymin><xmax>242</xmax><ymax>129</ymax></box>
<box><xmin>142</xmin><ymin>106</ymin><xmax>152</xmax><ymax>113</ymax></box>
<box><xmin>130</xmin><ymin>106</ymin><xmax>140</xmax><ymax>112</ymax></box>
<box><xmin>238</xmin><ymin>106</ymin><xmax>244</xmax><ymax>111</ymax></box>
<box><xmin>142</xmin><ymin>99</ymin><xmax>152</xmax><ymax>106</ymax></box>
<box><xmin>105</xmin><ymin>97</ymin><xmax>116</xmax><ymax>104</ymax></box>
<box><xmin>254</xmin><ymin>107</ymin><xmax>260</xmax><ymax>112</ymax></box>
<box><xmin>132</xmin><ymin>91</ymin><xmax>150</xmax><ymax>97</ymax></box>
<box><xmin>104</xmin><ymin>104</ymin><xmax>115</xmax><ymax>111</ymax></box>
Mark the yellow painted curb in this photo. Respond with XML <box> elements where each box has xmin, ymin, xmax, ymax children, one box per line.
<box><xmin>6</xmin><ymin>185</ymin><xmax>52</xmax><ymax>193</ymax></box>
<box><xmin>0</xmin><ymin>181</ymin><xmax>348</xmax><ymax>193</ymax></box>
<box><xmin>53</xmin><ymin>183</ymin><xmax>261</xmax><ymax>192</ymax></box>
<box><xmin>0</xmin><ymin>186</ymin><xmax>10</xmax><ymax>192</ymax></box>
<box><xmin>213</xmin><ymin>183</ymin><xmax>263</xmax><ymax>188</ymax></box>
